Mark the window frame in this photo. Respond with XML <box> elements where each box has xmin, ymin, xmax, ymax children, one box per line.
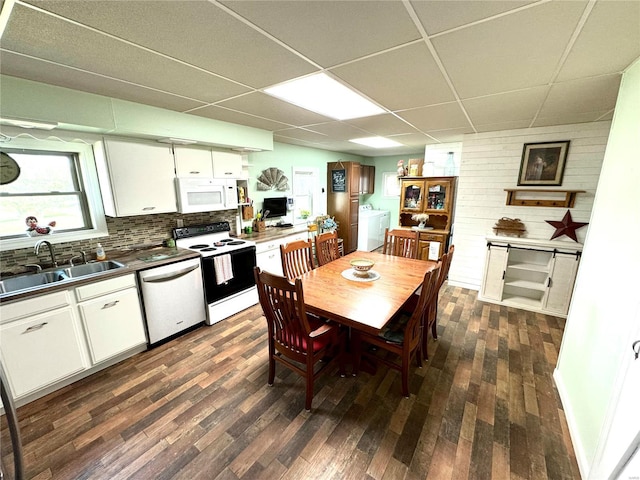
<box><xmin>0</xmin><ymin>137</ymin><xmax>108</xmax><ymax>251</ymax></box>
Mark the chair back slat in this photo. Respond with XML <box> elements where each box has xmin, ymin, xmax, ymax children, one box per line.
<box><xmin>382</xmin><ymin>228</ymin><xmax>419</xmax><ymax>259</ymax></box>
<box><xmin>315</xmin><ymin>231</ymin><xmax>340</xmax><ymax>266</ymax></box>
<box><xmin>404</xmin><ymin>266</ymin><xmax>440</xmax><ymax>350</ymax></box>
<box><xmin>254</xmin><ymin>267</ymin><xmax>312</xmax><ymax>353</ymax></box>
<box><xmin>280</xmin><ymin>239</ymin><xmax>315</xmax><ymax>281</ymax></box>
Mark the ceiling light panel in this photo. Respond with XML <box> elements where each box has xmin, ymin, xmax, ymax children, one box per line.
<box><xmin>264</xmin><ymin>73</ymin><xmax>385</xmax><ymax>120</ymax></box>
<box><xmin>349</xmin><ymin>136</ymin><xmax>404</xmax><ymax>148</ymax></box>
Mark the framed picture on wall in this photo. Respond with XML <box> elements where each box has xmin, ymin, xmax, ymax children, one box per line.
<box><xmin>382</xmin><ymin>172</ymin><xmax>401</xmax><ymax>197</ymax></box>
<box><xmin>518</xmin><ymin>141</ymin><xmax>570</xmax><ymax>186</ymax></box>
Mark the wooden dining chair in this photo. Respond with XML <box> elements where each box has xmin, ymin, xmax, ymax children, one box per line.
<box><xmin>253</xmin><ymin>266</ymin><xmax>346</xmax><ymax>411</ymax></box>
<box><xmin>352</xmin><ymin>265</ymin><xmax>440</xmax><ymax>397</ymax></box>
<box><xmin>280</xmin><ymin>239</ymin><xmax>315</xmax><ymax>281</ymax></box>
<box><xmin>422</xmin><ymin>245</ymin><xmax>455</xmax><ymax>360</ymax></box>
<box><xmin>382</xmin><ymin>228</ymin><xmax>419</xmax><ymax>259</ymax></box>
<box><xmin>315</xmin><ymin>231</ymin><xmax>341</xmax><ymax>266</ymax></box>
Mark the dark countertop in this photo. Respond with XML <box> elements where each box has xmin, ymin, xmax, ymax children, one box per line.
<box><xmin>236</xmin><ymin>225</ymin><xmax>309</xmax><ymax>243</ymax></box>
<box><xmin>0</xmin><ymin>246</ymin><xmax>200</xmax><ymax>304</ymax></box>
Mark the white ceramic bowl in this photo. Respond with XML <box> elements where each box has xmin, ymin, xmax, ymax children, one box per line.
<box><xmin>350</xmin><ymin>258</ymin><xmax>375</xmax><ymax>277</ymax></box>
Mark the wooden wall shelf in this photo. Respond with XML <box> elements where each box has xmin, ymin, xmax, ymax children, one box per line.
<box><xmin>504</xmin><ymin>189</ymin><xmax>585</xmax><ymax>208</ymax></box>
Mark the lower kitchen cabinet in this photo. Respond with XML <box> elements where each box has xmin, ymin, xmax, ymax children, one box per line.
<box><xmin>0</xmin><ymin>292</ymin><xmax>87</xmax><ymax>398</ymax></box>
<box><xmin>416</xmin><ymin>230</ymin><xmax>448</xmax><ymax>261</ymax></box>
<box><xmin>77</xmin><ymin>284</ymin><xmax>146</xmax><ymax>364</ymax></box>
<box><xmin>479</xmin><ymin>236</ymin><xmax>581</xmax><ymax>316</ymax></box>
<box><xmin>256</xmin><ymin>231</ymin><xmax>308</xmax><ymax>277</ymax></box>
<box><xmin>0</xmin><ymin>273</ymin><xmax>147</xmax><ymax>404</ymax></box>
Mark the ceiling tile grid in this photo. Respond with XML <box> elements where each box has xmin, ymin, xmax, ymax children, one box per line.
<box><xmin>0</xmin><ymin>0</ymin><xmax>637</xmax><ymax>156</ymax></box>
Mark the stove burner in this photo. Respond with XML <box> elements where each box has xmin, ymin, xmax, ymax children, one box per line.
<box><xmin>228</xmin><ymin>241</ymin><xmax>245</xmax><ymax>245</ymax></box>
<box><xmin>220</xmin><ymin>239</ymin><xmax>234</xmax><ymax>243</ymax></box>
<box><xmin>189</xmin><ymin>244</ymin><xmax>209</xmax><ymax>249</ymax></box>
<box><xmin>201</xmin><ymin>247</ymin><xmax>217</xmax><ymax>252</ymax></box>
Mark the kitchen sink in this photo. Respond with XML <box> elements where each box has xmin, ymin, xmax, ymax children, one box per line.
<box><xmin>0</xmin><ymin>271</ymin><xmax>66</xmax><ymax>294</ymax></box>
<box><xmin>61</xmin><ymin>260</ymin><xmax>125</xmax><ymax>278</ymax></box>
<box><xmin>0</xmin><ymin>261</ymin><xmax>126</xmax><ymax>295</ymax></box>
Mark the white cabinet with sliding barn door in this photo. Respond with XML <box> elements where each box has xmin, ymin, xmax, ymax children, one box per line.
<box><xmin>94</xmin><ymin>137</ymin><xmax>177</xmax><ymax>216</ymax></box>
<box><xmin>479</xmin><ymin>236</ymin><xmax>582</xmax><ymax>317</ymax></box>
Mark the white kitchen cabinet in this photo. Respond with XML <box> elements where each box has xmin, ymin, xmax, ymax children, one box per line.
<box><xmin>212</xmin><ymin>151</ymin><xmax>243</xmax><ymax>179</ymax></box>
<box><xmin>0</xmin><ymin>291</ymin><xmax>87</xmax><ymax>398</ymax></box>
<box><xmin>174</xmin><ymin>146</ymin><xmax>214</xmax><ymax>178</ymax></box>
<box><xmin>256</xmin><ymin>231</ymin><xmax>308</xmax><ymax>277</ymax></box>
<box><xmin>94</xmin><ymin>138</ymin><xmax>177</xmax><ymax>216</ymax></box>
<box><xmin>75</xmin><ymin>275</ymin><xmax>147</xmax><ymax>364</ymax></box>
<box><xmin>479</xmin><ymin>236</ymin><xmax>582</xmax><ymax>316</ymax></box>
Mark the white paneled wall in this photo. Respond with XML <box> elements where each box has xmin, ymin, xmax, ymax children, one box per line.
<box><xmin>449</xmin><ymin>121</ymin><xmax>611</xmax><ymax>289</ymax></box>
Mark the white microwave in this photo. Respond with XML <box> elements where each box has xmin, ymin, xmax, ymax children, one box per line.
<box><xmin>175</xmin><ymin>177</ymin><xmax>238</xmax><ymax>213</ymax></box>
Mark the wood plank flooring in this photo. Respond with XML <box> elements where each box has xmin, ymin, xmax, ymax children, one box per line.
<box><xmin>1</xmin><ymin>286</ymin><xmax>580</xmax><ymax>479</ymax></box>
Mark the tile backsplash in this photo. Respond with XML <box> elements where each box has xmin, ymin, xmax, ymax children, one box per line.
<box><xmin>0</xmin><ymin>210</ymin><xmax>237</xmax><ymax>273</ymax></box>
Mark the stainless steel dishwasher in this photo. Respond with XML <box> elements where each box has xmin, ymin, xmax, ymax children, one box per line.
<box><xmin>138</xmin><ymin>257</ymin><xmax>207</xmax><ymax>345</ymax></box>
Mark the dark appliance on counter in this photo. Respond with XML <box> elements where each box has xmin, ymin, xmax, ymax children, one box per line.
<box><xmin>173</xmin><ymin>222</ymin><xmax>258</xmax><ymax>325</ymax></box>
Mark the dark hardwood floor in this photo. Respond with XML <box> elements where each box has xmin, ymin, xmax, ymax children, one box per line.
<box><xmin>2</xmin><ymin>286</ymin><xmax>580</xmax><ymax>479</ymax></box>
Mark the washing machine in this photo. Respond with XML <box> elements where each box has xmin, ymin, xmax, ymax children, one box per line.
<box><xmin>357</xmin><ymin>204</ymin><xmax>391</xmax><ymax>251</ymax></box>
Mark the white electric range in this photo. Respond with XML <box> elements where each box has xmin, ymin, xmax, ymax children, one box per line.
<box><xmin>174</xmin><ymin>221</ymin><xmax>258</xmax><ymax>325</ymax></box>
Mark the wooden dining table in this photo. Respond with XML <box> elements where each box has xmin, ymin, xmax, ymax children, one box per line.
<box><xmin>300</xmin><ymin>251</ymin><xmax>438</xmax><ymax>336</ymax></box>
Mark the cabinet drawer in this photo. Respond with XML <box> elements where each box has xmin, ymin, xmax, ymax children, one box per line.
<box><xmin>420</xmin><ymin>233</ymin><xmax>445</xmax><ymax>242</ymax></box>
<box><xmin>75</xmin><ymin>274</ymin><xmax>136</xmax><ymax>301</ymax></box>
<box><xmin>0</xmin><ymin>307</ymin><xmax>87</xmax><ymax>397</ymax></box>
<box><xmin>0</xmin><ymin>290</ymin><xmax>70</xmax><ymax>324</ymax></box>
<box><xmin>77</xmin><ymin>288</ymin><xmax>146</xmax><ymax>364</ymax></box>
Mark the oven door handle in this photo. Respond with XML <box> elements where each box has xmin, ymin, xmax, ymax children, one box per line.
<box><xmin>142</xmin><ymin>265</ymin><xmax>199</xmax><ymax>283</ymax></box>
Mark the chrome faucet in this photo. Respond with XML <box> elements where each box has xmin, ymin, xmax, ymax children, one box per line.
<box><xmin>34</xmin><ymin>240</ymin><xmax>58</xmax><ymax>268</ymax></box>
<box><xmin>69</xmin><ymin>251</ymin><xmax>87</xmax><ymax>266</ymax></box>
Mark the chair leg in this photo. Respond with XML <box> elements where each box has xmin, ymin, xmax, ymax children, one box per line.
<box><xmin>268</xmin><ymin>356</ymin><xmax>276</xmax><ymax>385</ymax></box>
<box><xmin>401</xmin><ymin>352</ymin><xmax>410</xmax><ymax>398</ymax></box>
<box><xmin>352</xmin><ymin>331</ymin><xmax>361</xmax><ymax>376</ymax></box>
<box><xmin>338</xmin><ymin>334</ymin><xmax>346</xmax><ymax>378</ymax></box>
<box><xmin>431</xmin><ymin>303</ymin><xmax>439</xmax><ymax>339</ymax></box>
<box><xmin>305</xmin><ymin>358</ymin><xmax>314</xmax><ymax>411</ymax></box>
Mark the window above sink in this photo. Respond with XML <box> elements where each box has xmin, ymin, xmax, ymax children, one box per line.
<box><xmin>0</xmin><ymin>136</ymin><xmax>108</xmax><ymax>251</ymax></box>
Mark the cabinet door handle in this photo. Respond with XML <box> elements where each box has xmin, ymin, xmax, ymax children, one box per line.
<box><xmin>24</xmin><ymin>322</ymin><xmax>48</xmax><ymax>333</ymax></box>
<box><xmin>547</xmin><ymin>277</ymin><xmax>552</xmax><ymax>287</ymax></box>
<box><xmin>142</xmin><ymin>206</ymin><xmax>156</xmax><ymax>211</ymax></box>
<box><xmin>102</xmin><ymin>300</ymin><xmax>120</xmax><ymax>309</ymax></box>
<box><xmin>502</xmin><ymin>271</ymin><xmax>505</xmax><ymax>280</ymax></box>
<box><xmin>189</xmin><ymin>171</ymin><xmax>200</xmax><ymax>174</ymax></box>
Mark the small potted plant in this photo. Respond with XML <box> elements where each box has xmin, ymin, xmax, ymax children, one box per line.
<box><xmin>300</xmin><ymin>209</ymin><xmax>311</xmax><ymax>219</ymax></box>
<box><xmin>411</xmin><ymin>213</ymin><xmax>429</xmax><ymax>229</ymax></box>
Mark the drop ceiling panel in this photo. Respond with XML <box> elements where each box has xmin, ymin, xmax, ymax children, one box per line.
<box><xmin>301</xmin><ymin>122</ymin><xmax>371</xmax><ymax>142</ymax></box>
<box><xmin>25</xmin><ymin>0</ymin><xmax>317</xmax><ymax>88</ymax></box>
<box><xmin>432</xmin><ymin>1</ymin><xmax>588</xmax><ymax>99</ymax></box>
<box><xmin>346</xmin><ymin>114</ymin><xmax>423</xmax><ymax>137</ymax></box>
<box><xmin>474</xmin><ymin>120</ymin><xmax>533</xmax><ymax>133</ymax></box>
<box><xmin>189</xmin><ymin>106</ymin><xmax>292</xmax><ymax>132</ymax></box>
<box><xmin>331</xmin><ymin>42</ymin><xmax>454</xmax><ymax>111</ymax></box>
<box><xmin>272</xmin><ymin>128</ymin><xmax>330</xmax><ymax>143</ymax></box>
<box><xmin>556</xmin><ymin>0</ymin><xmax>640</xmax><ymax>82</ymax></box>
<box><xmin>3</xmin><ymin>4</ymin><xmax>251</xmax><ymax>103</ymax></box>
<box><xmin>462</xmin><ymin>86</ymin><xmax>548</xmax><ymax>125</ymax></box>
<box><xmin>217</xmin><ymin>92</ymin><xmax>332</xmax><ymax>127</ymax></box>
<box><xmin>533</xmin><ymin>110</ymin><xmax>615</xmax><ymax>128</ymax></box>
<box><xmin>428</xmin><ymin>127</ymin><xmax>477</xmax><ymax>143</ymax></box>
<box><xmin>219</xmin><ymin>0</ymin><xmax>421</xmax><ymax>68</ymax></box>
<box><xmin>410</xmin><ymin>0</ymin><xmax>537</xmax><ymax>36</ymax></box>
<box><xmin>538</xmin><ymin>75</ymin><xmax>622</xmax><ymax>117</ymax></box>
<box><xmin>0</xmin><ymin>51</ymin><xmax>207</xmax><ymax>113</ymax></box>
<box><xmin>397</xmin><ymin>103</ymin><xmax>471</xmax><ymax>132</ymax></box>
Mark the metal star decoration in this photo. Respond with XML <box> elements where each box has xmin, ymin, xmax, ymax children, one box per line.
<box><xmin>545</xmin><ymin>210</ymin><xmax>588</xmax><ymax>242</ymax></box>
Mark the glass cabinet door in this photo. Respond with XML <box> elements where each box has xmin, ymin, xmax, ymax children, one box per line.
<box><xmin>425</xmin><ymin>180</ymin><xmax>450</xmax><ymax>212</ymax></box>
<box><xmin>400</xmin><ymin>180</ymin><xmax>425</xmax><ymax>211</ymax></box>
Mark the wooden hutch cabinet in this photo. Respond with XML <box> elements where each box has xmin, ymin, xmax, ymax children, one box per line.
<box><xmin>398</xmin><ymin>176</ymin><xmax>456</xmax><ymax>260</ymax></box>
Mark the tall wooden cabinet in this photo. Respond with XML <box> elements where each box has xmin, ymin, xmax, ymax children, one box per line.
<box><xmin>398</xmin><ymin>176</ymin><xmax>456</xmax><ymax>260</ymax></box>
<box><xmin>327</xmin><ymin>161</ymin><xmax>360</xmax><ymax>254</ymax></box>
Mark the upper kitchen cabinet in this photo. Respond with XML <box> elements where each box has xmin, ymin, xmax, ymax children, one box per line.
<box><xmin>174</xmin><ymin>146</ymin><xmax>214</xmax><ymax>178</ymax></box>
<box><xmin>212</xmin><ymin>151</ymin><xmax>243</xmax><ymax>179</ymax></box>
<box><xmin>94</xmin><ymin>138</ymin><xmax>177</xmax><ymax>217</ymax></box>
<box><xmin>359</xmin><ymin>165</ymin><xmax>375</xmax><ymax>195</ymax></box>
